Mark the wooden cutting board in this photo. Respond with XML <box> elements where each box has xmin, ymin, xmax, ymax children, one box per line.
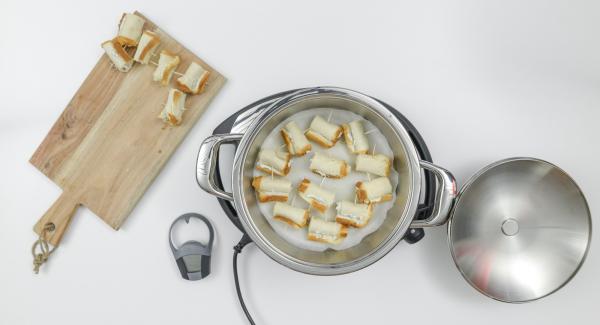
<box><xmin>30</xmin><ymin>12</ymin><xmax>226</xmax><ymax>246</ymax></box>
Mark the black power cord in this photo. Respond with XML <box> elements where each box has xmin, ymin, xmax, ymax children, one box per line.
<box><xmin>233</xmin><ymin>234</ymin><xmax>255</xmax><ymax>325</ymax></box>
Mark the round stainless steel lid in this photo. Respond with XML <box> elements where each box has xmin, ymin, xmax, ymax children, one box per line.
<box><xmin>448</xmin><ymin>158</ymin><xmax>591</xmax><ymax>303</ymax></box>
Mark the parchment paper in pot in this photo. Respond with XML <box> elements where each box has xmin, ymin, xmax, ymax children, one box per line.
<box><xmin>253</xmin><ymin>108</ymin><xmax>399</xmax><ymax>252</ymax></box>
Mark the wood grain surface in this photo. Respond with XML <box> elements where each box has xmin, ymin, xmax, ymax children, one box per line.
<box><xmin>30</xmin><ymin>12</ymin><xmax>226</xmax><ymax>246</ymax></box>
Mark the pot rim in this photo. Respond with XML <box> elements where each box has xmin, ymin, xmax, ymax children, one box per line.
<box><xmin>231</xmin><ymin>86</ymin><xmax>424</xmax><ymax>275</ymax></box>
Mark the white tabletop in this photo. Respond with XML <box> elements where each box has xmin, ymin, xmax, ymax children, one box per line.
<box><xmin>1</xmin><ymin>1</ymin><xmax>598</xmax><ymax>324</ymax></box>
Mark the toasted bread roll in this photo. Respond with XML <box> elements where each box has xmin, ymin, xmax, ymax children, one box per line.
<box><xmin>256</xmin><ymin>149</ymin><xmax>291</xmax><ymax>176</ymax></box>
<box><xmin>101</xmin><ymin>38</ymin><xmax>133</xmax><ymax>72</ymax></box>
<box><xmin>153</xmin><ymin>50</ymin><xmax>180</xmax><ymax>86</ymax></box>
<box><xmin>309</xmin><ymin>152</ymin><xmax>350</xmax><ymax>179</ymax></box>
<box><xmin>281</xmin><ymin>121</ymin><xmax>311</xmax><ymax>156</ymax></box>
<box><xmin>133</xmin><ymin>31</ymin><xmax>160</xmax><ymax>64</ymax></box>
<box><xmin>356</xmin><ymin>177</ymin><xmax>393</xmax><ymax>204</ymax></box>
<box><xmin>158</xmin><ymin>88</ymin><xmax>186</xmax><ymax>126</ymax></box>
<box><xmin>298</xmin><ymin>179</ymin><xmax>335</xmax><ymax>213</ymax></box>
<box><xmin>273</xmin><ymin>202</ymin><xmax>309</xmax><ymax>228</ymax></box>
<box><xmin>176</xmin><ymin>62</ymin><xmax>210</xmax><ymax>95</ymax></box>
<box><xmin>342</xmin><ymin>120</ymin><xmax>369</xmax><ymax>154</ymax></box>
<box><xmin>355</xmin><ymin>154</ymin><xmax>391</xmax><ymax>177</ymax></box>
<box><xmin>252</xmin><ymin>176</ymin><xmax>291</xmax><ymax>202</ymax></box>
<box><xmin>307</xmin><ymin>218</ymin><xmax>348</xmax><ymax>244</ymax></box>
<box><xmin>335</xmin><ymin>201</ymin><xmax>373</xmax><ymax>228</ymax></box>
<box><xmin>116</xmin><ymin>13</ymin><xmax>145</xmax><ymax>46</ymax></box>
<box><xmin>305</xmin><ymin>115</ymin><xmax>342</xmax><ymax>148</ymax></box>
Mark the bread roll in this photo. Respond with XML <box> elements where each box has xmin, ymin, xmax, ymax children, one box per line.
<box><xmin>298</xmin><ymin>178</ymin><xmax>335</xmax><ymax>213</ymax></box>
<box><xmin>280</xmin><ymin>121</ymin><xmax>311</xmax><ymax>156</ymax></box>
<box><xmin>256</xmin><ymin>149</ymin><xmax>291</xmax><ymax>176</ymax></box>
<box><xmin>305</xmin><ymin>115</ymin><xmax>342</xmax><ymax>148</ymax></box>
<box><xmin>133</xmin><ymin>31</ymin><xmax>160</xmax><ymax>64</ymax></box>
<box><xmin>252</xmin><ymin>176</ymin><xmax>292</xmax><ymax>202</ymax></box>
<box><xmin>356</xmin><ymin>177</ymin><xmax>393</xmax><ymax>204</ymax></box>
<box><xmin>158</xmin><ymin>88</ymin><xmax>186</xmax><ymax>126</ymax></box>
<box><xmin>153</xmin><ymin>50</ymin><xmax>180</xmax><ymax>86</ymax></box>
<box><xmin>101</xmin><ymin>38</ymin><xmax>133</xmax><ymax>72</ymax></box>
<box><xmin>307</xmin><ymin>218</ymin><xmax>348</xmax><ymax>244</ymax></box>
<box><xmin>273</xmin><ymin>202</ymin><xmax>309</xmax><ymax>228</ymax></box>
<box><xmin>355</xmin><ymin>154</ymin><xmax>391</xmax><ymax>177</ymax></box>
<box><xmin>116</xmin><ymin>13</ymin><xmax>145</xmax><ymax>46</ymax></box>
<box><xmin>176</xmin><ymin>62</ymin><xmax>210</xmax><ymax>95</ymax></box>
<box><xmin>309</xmin><ymin>152</ymin><xmax>350</xmax><ymax>179</ymax></box>
<box><xmin>342</xmin><ymin>120</ymin><xmax>369</xmax><ymax>154</ymax></box>
<box><xmin>335</xmin><ymin>201</ymin><xmax>373</xmax><ymax>228</ymax></box>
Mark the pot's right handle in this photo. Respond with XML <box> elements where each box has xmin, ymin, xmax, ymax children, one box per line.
<box><xmin>410</xmin><ymin>161</ymin><xmax>457</xmax><ymax>228</ymax></box>
<box><xmin>196</xmin><ymin>133</ymin><xmax>243</xmax><ymax>201</ymax></box>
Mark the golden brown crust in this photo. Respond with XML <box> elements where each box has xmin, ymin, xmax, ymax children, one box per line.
<box><xmin>274</xmin><ymin>214</ymin><xmax>308</xmax><ymax>228</ymax></box>
<box><xmin>298</xmin><ymin>178</ymin><xmax>311</xmax><ymax>193</ymax></box>
<box><xmin>355</xmin><ymin>181</ymin><xmax>368</xmax><ymax>203</ymax></box>
<box><xmin>252</xmin><ymin>176</ymin><xmax>262</xmax><ymax>189</ymax></box>
<box><xmin>384</xmin><ymin>159</ymin><xmax>391</xmax><ymax>177</ymax></box>
<box><xmin>138</xmin><ymin>31</ymin><xmax>160</xmax><ymax>62</ymax></box>
<box><xmin>336</xmin><ymin>204</ymin><xmax>373</xmax><ymax>228</ymax></box>
<box><xmin>257</xmin><ymin>193</ymin><xmax>288</xmax><ymax>202</ymax></box>
<box><xmin>342</xmin><ymin>124</ymin><xmax>368</xmax><ymax>154</ymax></box>
<box><xmin>311</xmin><ymin>201</ymin><xmax>327</xmax><ymax>213</ymax></box>
<box><xmin>307</xmin><ymin>225</ymin><xmax>348</xmax><ymax>244</ymax></box>
<box><xmin>305</xmin><ymin>130</ymin><xmax>334</xmax><ymax>148</ymax></box>
<box><xmin>104</xmin><ymin>38</ymin><xmax>133</xmax><ymax>62</ymax></box>
<box><xmin>281</xmin><ymin>129</ymin><xmax>311</xmax><ymax>156</ymax></box>
<box><xmin>340</xmin><ymin>161</ymin><xmax>349</xmax><ymax>178</ymax></box>
<box><xmin>115</xmin><ymin>36</ymin><xmax>137</xmax><ymax>47</ymax></box>
<box><xmin>176</xmin><ymin>71</ymin><xmax>211</xmax><ymax>95</ymax></box>
<box><xmin>167</xmin><ymin>113</ymin><xmax>180</xmax><ymax>126</ymax></box>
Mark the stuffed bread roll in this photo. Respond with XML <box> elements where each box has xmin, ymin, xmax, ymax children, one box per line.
<box><xmin>116</xmin><ymin>13</ymin><xmax>145</xmax><ymax>46</ymax></box>
<box><xmin>176</xmin><ymin>62</ymin><xmax>210</xmax><ymax>95</ymax></box>
<box><xmin>273</xmin><ymin>202</ymin><xmax>309</xmax><ymax>228</ymax></box>
<box><xmin>158</xmin><ymin>88</ymin><xmax>186</xmax><ymax>126</ymax></box>
<box><xmin>309</xmin><ymin>152</ymin><xmax>350</xmax><ymax>179</ymax></box>
<box><xmin>153</xmin><ymin>50</ymin><xmax>180</xmax><ymax>86</ymax></box>
<box><xmin>256</xmin><ymin>149</ymin><xmax>291</xmax><ymax>176</ymax></box>
<box><xmin>133</xmin><ymin>30</ymin><xmax>160</xmax><ymax>64</ymax></box>
<box><xmin>307</xmin><ymin>218</ymin><xmax>348</xmax><ymax>244</ymax></box>
<box><xmin>355</xmin><ymin>154</ymin><xmax>391</xmax><ymax>177</ymax></box>
<box><xmin>356</xmin><ymin>177</ymin><xmax>393</xmax><ymax>204</ymax></box>
<box><xmin>281</xmin><ymin>121</ymin><xmax>311</xmax><ymax>156</ymax></box>
<box><xmin>335</xmin><ymin>201</ymin><xmax>373</xmax><ymax>228</ymax></box>
<box><xmin>298</xmin><ymin>178</ymin><xmax>335</xmax><ymax>213</ymax></box>
<box><xmin>252</xmin><ymin>176</ymin><xmax>291</xmax><ymax>202</ymax></box>
<box><xmin>342</xmin><ymin>120</ymin><xmax>369</xmax><ymax>154</ymax></box>
<box><xmin>305</xmin><ymin>115</ymin><xmax>342</xmax><ymax>148</ymax></box>
<box><xmin>101</xmin><ymin>38</ymin><xmax>133</xmax><ymax>72</ymax></box>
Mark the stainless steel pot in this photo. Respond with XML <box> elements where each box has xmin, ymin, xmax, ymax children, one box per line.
<box><xmin>197</xmin><ymin>87</ymin><xmax>457</xmax><ymax>275</ymax></box>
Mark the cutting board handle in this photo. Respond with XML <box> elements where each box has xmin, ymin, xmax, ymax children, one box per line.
<box><xmin>34</xmin><ymin>192</ymin><xmax>80</xmax><ymax>247</ymax></box>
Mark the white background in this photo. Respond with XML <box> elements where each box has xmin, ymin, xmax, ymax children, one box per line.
<box><xmin>1</xmin><ymin>1</ymin><xmax>599</xmax><ymax>324</ymax></box>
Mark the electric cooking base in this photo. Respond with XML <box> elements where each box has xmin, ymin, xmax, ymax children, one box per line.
<box><xmin>212</xmin><ymin>88</ymin><xmax>437</xmax><ymax>245</ymax></box>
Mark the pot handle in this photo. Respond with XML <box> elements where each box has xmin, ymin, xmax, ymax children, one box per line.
<box><xmin>196</xmin><ymin>133</ymin><xmax>243</xmax><ymax>201</ymax></box>
<box><xmin>410</xmin><ymin>161</ymin><xmax>457</xmax><ymax>228</ymax></box>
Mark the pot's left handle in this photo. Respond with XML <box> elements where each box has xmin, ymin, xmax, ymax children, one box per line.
<box><xmin>196</xmin><ymin>133</ymin><xmax>243</xmax><ymax>201</ymax></box>
<box><xmin>410</xmin><ymin>161</ymin><xmax>457</xmax><ymax>228</ymax></box>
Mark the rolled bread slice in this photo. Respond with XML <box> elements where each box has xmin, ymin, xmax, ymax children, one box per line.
<box><xmin>342</xmin><ymin>120</ymin><xmax>369</xmax><ymax>154</ymax></box>
<box><xmin>273</xmin><ymin>202</ymin><xmax>309</xmax><ymax>228</ymax></box>
<box><xmin>153</xmin><ymin>50</ymin><xmax>180</xmax><ymax>86</ymax></box>
<box><xmin>101</xmin><ymin>38</ymin><xmax>133</xmax><ymax>72</ymax></box>
<box><xmin>116</xmin><ymin>13</ymin><xmax>145</xmax><ymax>47</ymax></box>
<box><xmin>309</xmin><ymin>152</ymin><xmax>350</xmax><ymax>179</ymax></box>
<box><xmin>305</xmin><ymin>115</ymin><xmax>342</xmax><ymax>148</ymax></box>
<box><xmin>281</xmin><ymin>121</ymin><xmax>311</xmax><ymax>156</ymax></box>
<box><xmin>133</xmin><ymin>30</ymin><xmax>160</xmax><ymax>64</ymax></box>
<box><xmin>176</xmin><ymin>62</ymin><xmax>210</xmax><ymax>95</ymax></box>
<box><xmin>158</xmin><ymin>88</ymin><xmax>186</xmax><ymax>126</ymax></box>
<box><xmin>307</xmin><ymin>218</ymin><xmax>348</xmax><ymax>244</ymax></box>
<box><xmin>252</xmin><ymin>176</ymin><xmax>291</xmax><ymax>202</ymax></box>
<box><xmin>355</xmin><ymin>154</ymin><xmax>391</xmax><ymax>177</ymax></box>
<box><xmin>298</xmin><ymin>178</ymin><xmax>335</xmax><ymax>214</ymax></box>
<box><xmin>256</xmin><ymin>149</ymin><xmax>291</xmax><ymax>176</ymax></box>
<box><xmin>356</xmin><ymin>177</ymin><xmax>393</xmax><ymax>204</ymax></box>
<box><xmin>335</xmin><ymin>201</ymin><xmax>373</xmax><ymax>228</ymax></box>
